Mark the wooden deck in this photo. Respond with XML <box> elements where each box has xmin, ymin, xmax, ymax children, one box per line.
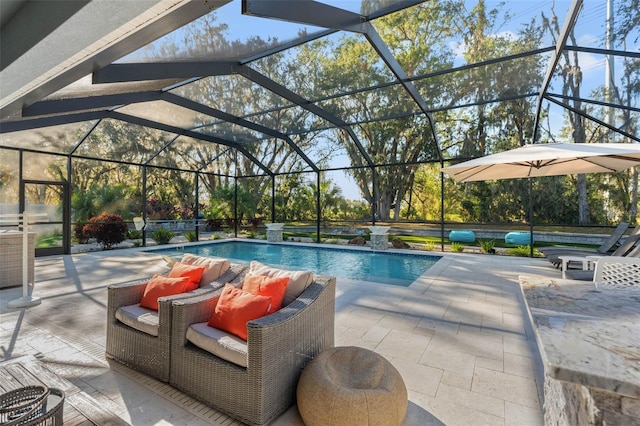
<box><xmin>0</xmin><ymin>355</ymin><xmax>129</xmax><ymax>426</ymax></box>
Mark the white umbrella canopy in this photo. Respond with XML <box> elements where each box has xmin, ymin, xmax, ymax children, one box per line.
<box><xmin>442</xmin><ymin>143</ymin><xmax>640</xmax><ymax>183</ymax></box>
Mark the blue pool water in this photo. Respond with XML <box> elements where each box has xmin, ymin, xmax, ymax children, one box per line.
<box><xmin>149</xmin><ymin>241</ymin><xmax>441</xmax><ymax>287</ymax></box>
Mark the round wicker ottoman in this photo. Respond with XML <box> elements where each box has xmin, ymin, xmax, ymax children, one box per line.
<box><xmin>297</xmin><ymin>346</ymin><xmax>407</xmax><ymax>426</ymax></box>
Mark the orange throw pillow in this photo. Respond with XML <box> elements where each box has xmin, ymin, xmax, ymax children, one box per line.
<box><xmin>208</xmin><ymin>284</ymin><xmax>272</xmax><ymax>340</ymax></box>
<box><xmin>139</xmin><ymin>274</ymin><xmax>190</xmax><ymax>311</ymax></box>
<box><xmin>242</xmin><ymin>274</ymin><xmax>289</xmax><ymax>314</ymax></box>
<box><xmin>168</xmin><ymin>262</ymin><xmax>206</xmax><ymax>291</ymax></box>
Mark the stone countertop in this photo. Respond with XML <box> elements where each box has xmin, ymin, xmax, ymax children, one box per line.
<box><xmin>519</xmin><ymin>276</ymin><xmax>640</xmax><ymax>398</ymax></box>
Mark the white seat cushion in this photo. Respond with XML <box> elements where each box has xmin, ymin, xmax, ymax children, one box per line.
<box><xmin>115</xmin><ymin>304</ymin><xmax>159</xmax><ymax>336</ymax></box>
<box><xmin>186</xmin><ymin>322</ymin><xmax>248</xmax><ymax>368</ymax></box>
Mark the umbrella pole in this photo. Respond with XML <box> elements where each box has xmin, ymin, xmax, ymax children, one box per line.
<box><xmin>529</xmin><ymin>178</ymin><xmax>534</xmax><ymax>258</ymax></box>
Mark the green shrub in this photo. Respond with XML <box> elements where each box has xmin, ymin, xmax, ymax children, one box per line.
<box><xmin>424</xmin><ymin>241</ymin><xmax>435</xmax><ymax>251</ymax></box>
<box><xmin>507</xmin><ymin>245</ymin><xmax>541</xmax><ymax>257</ymax></box>
<box><xmin>152</xmin><ymin>228</ymin><xmax>174</xmax><ymax>245</ymax></box>
<box><xmin>211</xmin><ymin>234</ymin><xmax>221</xmax><ymax>240</ymax></box>
<box><xmin>185</xmin><ymin>230</ymin><xmax>197</xmax><ymax>242</ymax></box>
<box><xmin>451</xmin><ymin>242</ymin><xmax>464</xmax><ymax>252</ymax></box>
<box><xmin>83</xmin><ymin>212</ymin><xmax>128</xmax><ymax>250</ymax></box>
<box><xmin>128</xmin><ymin>229</ymin><xmax>143</xmax><ymax>240</ymax></box>
<box><xmin>479</xmin><ymin>239</ymin><xmax>496</xmax><ymax>254</ymax></box>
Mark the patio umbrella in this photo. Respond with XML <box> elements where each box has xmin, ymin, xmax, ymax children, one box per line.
<box><xmin>441</xmin><ymin>143</ymin><xmax>640</xmax><ymax>182</ymax></box>
<box><xmin>441</xmin><ymin>143</ymin><xmax>640</xmax><ymax>256</ymax></box>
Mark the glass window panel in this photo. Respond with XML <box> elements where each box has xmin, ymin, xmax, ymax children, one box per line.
<box><xmin>121</xmin><ymin>0</ymin><xmax>325</xmax><ymax>63</ymax></box>
<box><xmin>415</xmin><ymin>52</ymin><xmax>550</xmax><ymax>110</ymax></box>
<box><xmin>22</xmin><ymin>152</ymin><xmax>67</xmax><ymax>181</ymax></box>
<box><xmin>373</xmin><ymin>1</ymin><xmax>563</xmax><ymax>78</ymax></box>
<box><xmin>0</xmin><ymin>121</ymin><xmax>97</xmax><ymax>154</ymax></box>
<box><xmin>77</xmin><ymin>119</ymin><xmax>177</xmax><ymax>164</ymax></box>
<box><xmin>251</xmin><ymin>31</ymin><xmax>396</xmax><ymax>100</ymax></box>
<box><xmin>0</xmin><ymin>149</ymin><xmax>19</xmax><ymax>206</ymax></box>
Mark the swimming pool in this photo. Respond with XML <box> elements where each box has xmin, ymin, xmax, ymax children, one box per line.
<box><xmin>149</xmin><ymin>240</ymin><xmax>441</xmax><ymax>287</ymax></box>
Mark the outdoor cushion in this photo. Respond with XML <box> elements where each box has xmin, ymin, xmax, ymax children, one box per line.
<box><xmin>115</xmin><ymin>304</ymin><xmax>160</xmax><ymax>337</ymax></box>
<box><xmin>168</xmin><ymin>262</ymin><xmax>206</xmax><ymax>291</ymax></box>
<box><xmin>181</xmin><ymin>253</ymin><xmax>231</xmax><ymax>286</ymax></box>
<box><xmin>249</xmin><ymin>261</ymin><xmax>314</xmax><ymax>306</ymax></box>
<box><xmin>208</xmin><ymin>284</ymin><xmax>272</xmax><ymax>340</ymax></box>
<box><xmin>187</xmin><ymin>322</ymin><xmax>248</xmax><ymax>368</ymax></box>
<box><xmin>139</xmin><ymin>274</ymin><xmax>190</xmax><ymax>310</ymax></box>
<box><xmin>242</xmin><ymin>274</ymin><xmax>290</xmax><ymax>314</ymax></box>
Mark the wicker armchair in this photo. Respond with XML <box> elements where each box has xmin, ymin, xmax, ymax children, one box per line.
<box><xmin>169</xmin><ymin>275</ymin><xmax>336</xmax><ymax>426</ymax></box>
<box><xmin>105</xmin><ymin>263</ymin><xmax>248</xmax><ymax>382</ymax></box>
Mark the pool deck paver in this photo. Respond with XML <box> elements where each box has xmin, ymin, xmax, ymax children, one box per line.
<box><xmin>0</xmin><ymin>244</ymin><xmax>559</xmax><ymax>425</ymax></box>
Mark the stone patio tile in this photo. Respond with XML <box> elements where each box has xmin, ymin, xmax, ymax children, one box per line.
<box><xmin>440</xmin><ymin>370</ymin><xmax>473</xmax><ymax>390</ymax></box>
<box><xmin>378</xmin><ymin>312</ymin><xmax>421</xmax><ymax>331</ymax></box>
<box><xmin>390</xmin><ymin>357</ymin><xmax>443</xmax><ymax>397</ymax></box>
<box><xmin>428</xmin><ymin>330</ymin><xmax>504</xmax><ymax>360</ymax></box>
<box><xmin>419</xmin><ymin>346</ymin><xmax>475</xmax><ymax>377</ymax></box>
<box><xmin>409</xmin><ymin>390</ymin><xmax>505</xmax><ymax>426</ymax></box>
<box><xmin>416</xmin><ymin>316</ymin><xmax>460</xmax><ymax>334</ymax></box>
<box><xmin>436</xmin><ymin>382</ymin><xmax>505</xmax><ymax>418</ymax></box>
<box><xmin>359</xmin><ymin>325</ymin><xmax>392</xmax><ymax>347</ymax></box>
<box><xmin>406</xmin><ymin>298</ymin><xmax>450</xmax><ymax>319</ymax></box>
<box><xmin>475</xmin><ymin>355</ymin><xmax>504</xmax><ymax>372</ymax></box>
<box><xmin>376</xmin><ymin>329</ymin><xmax>431</xmax><ymax>363</ymax></box>
<box><xmin>503</xmin><ymin>335</ymin><xmax>538</xmax><ymax>357</ymax></box>
<box><xmin>471</xmin><ymin>367</ymin><xmax>541</xmax><ymax>410</ymax></box>
<box><xmin>504</xmin><ymin>401</ymin><xmax>544</xmax><ymax>426</ymax></box>
<box><xmin>503</xmin><ymin>352</ymin><xmax>536</xmax><ymax>380</ymax></box>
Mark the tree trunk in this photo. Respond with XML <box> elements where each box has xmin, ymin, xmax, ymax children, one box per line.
<box><xmin>577</xmin><ymin>174</ymin><xmax>590</xmax><ymax>225</ymax></box>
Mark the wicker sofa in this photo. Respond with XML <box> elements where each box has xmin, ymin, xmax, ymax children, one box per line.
<box><xmin>106</xmin><ymin>258</ymin><xmax>248</xmax><ymax>382</ymax></box>
<box><xmin>169</xmin><ymin>274</ymin><xmax>336</xmax><ymax>426</ymax></box>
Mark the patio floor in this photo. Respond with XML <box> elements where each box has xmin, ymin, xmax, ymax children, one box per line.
<box><xmin>0</xmin><ymin>245</ymin><xmax>560</xmax><ymax>425</ymax></box>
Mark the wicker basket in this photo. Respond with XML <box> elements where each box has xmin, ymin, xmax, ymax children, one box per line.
<box><xmin>0</xmin><ymin>386</ymin><xmax>64</xmax><ymax>426</ymax></box>
<box><xmin>0</xmin><ymin>386</ymin><xmax>49</xmax><ymax>425</ymax></box>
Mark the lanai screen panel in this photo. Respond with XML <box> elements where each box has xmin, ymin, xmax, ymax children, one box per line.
<box><xmin>315</xmin><ymin>82</ymin><xmax>419</xmax><ymax>124</ymax></box>
<box><xmin>77</xmin><ymin>119</ymin><xmax>178</xmax><ymax>165</ymax></box>
<box><xmin>567</xmin><ymin>0</ymin><xmax>639</xmax><ymax>50</ymax></box>
<box><xmin>436</xmin><ymin>96</ymin><xmax>539</xmax><ymax>160</ymax></box>
<box><xmin>350</xmin><ymin>115</ymin><xmax>438</xmax><ymax>165</ymax></box>
<box><xmin>120</xmin><ymin>0</ymin><xmax>325</xmax><ymax>64</ymax></box>
<box><xmin>251</xmin><ymin>31</ymin><xmax>396</xmax><ymax>101</ymax></box>
<box><xmin>413</xmin><ymin>51</ymin><xmax>550</xmax><ymax>112</ymax></box>
<box><xmin>149</xmin><ymin>135</ymin><xmax>232</xmax><ymax>172</ymax></box>
<box><xmin>372</xmin><ymin>1</ymin><xmax>562</xmax><ymax>79</ymax></box>
<box><xmin>0</xmin><ymin>121</ymin><xmax>98</xmax><ymax>155</ymax></box>
<box><xmin>116</xmin><ymin>101</ymin><xmax>222</xmax><ymax>131</ymax></box>
<box><xmin>289</xmin><ymin>128</ymin><xmax>363</xmax><ymax>170</ymax></box>
<box><xmin>0</xmin><ymin>149</ymin><xmax>20</xmax><ymax>204</ymax></box>
<box><xmin>171</xmin><ymin>75</ymin><xmax>296</xmax><ymax>124</ymax></box>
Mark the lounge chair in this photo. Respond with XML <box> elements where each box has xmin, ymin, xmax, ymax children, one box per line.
<box><xmin>170</xmin><ymin>270</ymin><xmax>336</xmax><ymax>426</ymax></box>
<box><xmin>548</xmin><ymin>224</ymin><xmax>638</xmax><ymax>268</ymax></box>
<box><xmin>592</xmin><ymin>256</ymin><xmax>640</xmax><ymax>290</ymax></box>
<box><xmin>563</xmin><ymin>236</ymin><xmax>640</xmax><ymax>281</ymax></box>
<box><xmin>106</xmin><ymin>256</ymin><xmax>247</xmax><ymax>382</ymax></box>
<box><xmin>541</xmin><ymin>222</ymin><xmax>630</xmax><ymax>266</ymax></box>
